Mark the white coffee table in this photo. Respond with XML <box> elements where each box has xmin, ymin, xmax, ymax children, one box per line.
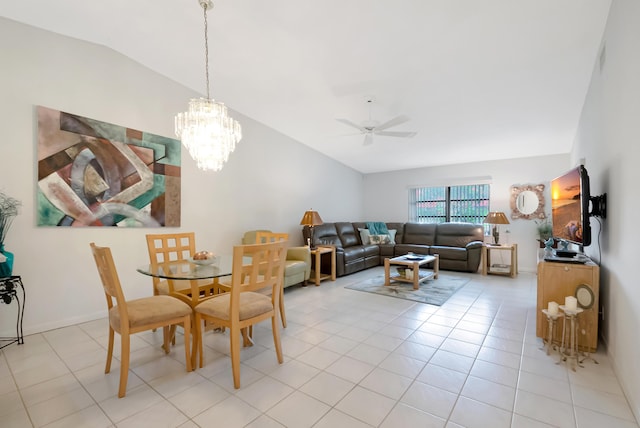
<box><xmin>384</xmin><ymin>253</ymin><xmax>439</xmax><ymax>290</ymax></box>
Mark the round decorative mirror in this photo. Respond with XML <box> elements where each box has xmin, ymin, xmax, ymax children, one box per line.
<box><xmin>510</xmin><ymin>184</ymin><xmax>546</xmax><ymax>220</ymax></box>
<box><xmin>516</xmin><ymin>190</ymin><xmax>538</xmax><ymax>215</ymax></box>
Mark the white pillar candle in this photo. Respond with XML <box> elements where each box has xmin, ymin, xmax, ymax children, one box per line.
<box><xmin>565</xmin><ymin>296</ymin><xmax>578</xmax><ymax>311</ymax></box>
<box><xmin>548</xmin><ymin>301</ymin><xmax>559</xmax><ymax>315</ymax></box>
<box><xmin>405</xmin><ymin>269</ymin><xmax>413</xmax><ymax>280</ymax></box>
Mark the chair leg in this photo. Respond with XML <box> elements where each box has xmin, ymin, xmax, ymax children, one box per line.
<box><xmin>118</xmin><ymin>333</ymin><xmax>131</xmax><ymax>398</ymax></box>
<box><xmin>271</xmin><ymin>315</ymin><xmax>284</xmax><ymax>364</ymax></box>
<box><xmin>279</xmin><ymin>287</ymin><xmax>287</xmax><ymax>328</ymax></box>
<box><xmin>194</xmin><ymin>313</ymin><xmax>203</xmax><ymax>369</ymax></box>
<box><xmin>105</xmin><ymin>327</ymin><xmax>115</xmax><ymax>373</ymax></box>
<box><xmin>153</xmin><ymin>287</ymin><xmax>159</xmax><ymax>333</ymax></box>
<box><xmin>230</xmin><ymin>325</ymin><xmax>242</xmax><ymax>389</ymax></box>
<box><xmin>241</xmin><ymin>327</ymin><xmax>254</xmax><ymax>347</ymax></box>
<box><xmin>162</xmin><ymin>326</ymin><xmax>171</xmax><ymax>352</ymax></box>
<box><xmin>182</xmin><ymin>316</ymin><xmax>192</xmax><ymax>372</ymax></box>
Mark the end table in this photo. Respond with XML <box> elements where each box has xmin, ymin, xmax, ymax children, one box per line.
<box><xmin>309</xmin><ymin>246</ymin><xmax>336</xmax><ymax>286</ymax></box>
<box><xmin>482</xmin><ymin>244</ymin><xmax>518</xmax><ymax>277</ymax></box>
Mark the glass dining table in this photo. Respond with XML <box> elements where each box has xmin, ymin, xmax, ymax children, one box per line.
<box><xmin>137</xmin><ymin>255</ymin><xmax>236</xmax><ymax>368</ymax></box>
<box><xmin>137</xmin><ymin>256</ymin><xmax>233</xmax><ymax>287</ymax></box>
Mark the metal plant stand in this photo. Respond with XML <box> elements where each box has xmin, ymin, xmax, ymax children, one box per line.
<box><xmin>0</xmin><ymin>276</ymin><xmax>25</xmax><ymax>349</ymax></box>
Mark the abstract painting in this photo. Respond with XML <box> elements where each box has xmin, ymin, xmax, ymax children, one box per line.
<box><xmin>37</xmin><ymin>106</ymin><xmax>181</xmax><ymax>227</ymax></box>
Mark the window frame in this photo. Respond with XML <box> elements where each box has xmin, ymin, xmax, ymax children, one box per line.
<box><xmin>409</xmin><ymin>183</ymin><xmax>490</xmax><ymax>224</ymax></box>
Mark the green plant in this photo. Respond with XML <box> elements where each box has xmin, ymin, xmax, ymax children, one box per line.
<box><xmin>0</xmin><ymin>191</ymin><xmax>21</xmax><ymax>247</ymax></box>
<box><xmin>535</xmin><ymin>218</ymin><xmax>553</xmax><ymax>242</ymax></box>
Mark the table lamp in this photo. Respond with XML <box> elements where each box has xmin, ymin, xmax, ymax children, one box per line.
<box><xmin>483</xmin><ymin>211</ymin><xmax>510</xmax><ymax>245</ymax></box>
<box><xmin>300</xmin><ymin>209</ymin><xmax>323</xmax><ymax>250</ymax></box>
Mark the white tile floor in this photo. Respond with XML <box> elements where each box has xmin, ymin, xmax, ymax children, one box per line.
<box><xmin>1</xmin><ymin>267</ymin><xmax>639</xmax><ymax>428</ymax></box>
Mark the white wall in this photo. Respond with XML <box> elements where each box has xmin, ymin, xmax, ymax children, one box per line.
<box><xmin>0</xmin><ymin>18</ymin><xmax>363</xmax><ymax>336</ymax></box>
<box><xmin>363</xmin><ymin>155</ymin><xmax>570</xmax><ymax>272</ymax></box>
<box><xmin>571</xmin><ymin>0</ymin><xmax>640</xmax><ymax>419</ymax></box>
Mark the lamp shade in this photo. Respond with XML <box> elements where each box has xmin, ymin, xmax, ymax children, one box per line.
<box><xmin>483</xmin><ymin>212</ymin><xmax>510</xmax><ymax>225</ymax></box>
<box><xmin>300</xmin><ymin>210</ymin><xmax>323</xmax><ymax>226</ymax></box>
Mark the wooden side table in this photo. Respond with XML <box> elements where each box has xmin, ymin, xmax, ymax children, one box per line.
<box><xmin>309</xmin><ymin>246</ymin><xmax>336</xmax><ymax>286</ymax></box>
<box><xmin>482</xmin><ymin>244</ymin><xmax>518</xmax><ymax>278</ymax></box>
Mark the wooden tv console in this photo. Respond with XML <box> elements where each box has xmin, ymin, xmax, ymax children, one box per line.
<box><xmin>536</xmin><ymin>259</ymin><xmax>600</xmax><ymax>352</ymax></box>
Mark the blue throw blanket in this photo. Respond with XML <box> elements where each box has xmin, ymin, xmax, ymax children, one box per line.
<box><xmin>366</xmin><ymin>222</ymin><xmax>389</xmax><ymax>235</ymax></box>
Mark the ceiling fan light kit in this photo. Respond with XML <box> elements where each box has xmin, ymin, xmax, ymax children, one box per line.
<box><xmin>336</xmin><ymin>99</ymin><xmax>417</xmax><ymax>145</ymax></box>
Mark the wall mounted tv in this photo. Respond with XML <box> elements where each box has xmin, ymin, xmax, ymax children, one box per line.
<box><xmin>550</xmin><ymin>165</ymin><xmax>606</xmax><ymax>248</ymax></box>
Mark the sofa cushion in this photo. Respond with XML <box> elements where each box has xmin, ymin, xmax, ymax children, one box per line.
<box><xmin>434</xmin><ymin>223</ymin><xmax>484</xmax><ymax>247</ymax></box>
<box><xmin>312</xmin><ymin>223</ymin><xmax>342</xmax><ymax>247</ymax></box>
<box><xmin>336</xmin><ymin>222</ymin><xmax>359</xmax><ymax>247</ymax></box>
<box><xmin>402</xmin><ymin>223</ymin><xmax>437</xmax><ymax>245</ymax></box>
<box><xmin>362</xmin><ymin>244</ymin><xmax>379</xmax><ymax>258</ymax></box>
<box><xmin>430</xmin><ymin>245</ymin><xmax>468</xmax><ymax>261</ymax></box>
<box><xmin>378</xmin><ymin>244</ymin><xmax>395</xmax><ymax>257</ymax></box>
<box><xmin>342</xmin><ymin>246</ymin><xmax>365</xmax><ymax>263</ymax></box>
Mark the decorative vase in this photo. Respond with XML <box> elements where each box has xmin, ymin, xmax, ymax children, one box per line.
<box><xmin>0</xmin><ymin>244</ymin><xmax>14</xmax><ymax>278</ymax></box>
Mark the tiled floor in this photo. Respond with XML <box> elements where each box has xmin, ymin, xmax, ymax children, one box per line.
<box><xmin>1</xmin><ymin>267</ymin><xmax>638</xmax><ymax>428</ymax></box>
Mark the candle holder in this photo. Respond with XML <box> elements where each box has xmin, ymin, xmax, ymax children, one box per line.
<box><xmin>540</xmin><ymin>308</ymin><xmax>563</xmax><ymax>356</ymax></box>
<box><xmin>558</xmin><ymin>305</ymin><xmax>584</xmax><ymax>371</ymax></box>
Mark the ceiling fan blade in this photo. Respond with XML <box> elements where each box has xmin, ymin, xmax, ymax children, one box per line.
<box><xmin>375</xmin><ymin>131</ymin><xmax>417</xmax><ymax>138</ymax></box>
<box><xmin>375</xmin><ymin>115</ymin><xmax>410</xmax><ymax>131</ymax></box>
<box><xmin>363</xmin><ymin>133</ymin><xmax>373</xmax><ymax>146</ymax></box>
<box><xmin>336</xmin><ymin>118</ymin><xmax>366</xmax><ymax>132</ymax></box>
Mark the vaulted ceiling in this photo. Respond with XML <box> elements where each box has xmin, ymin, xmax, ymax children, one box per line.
<box><xmin>0</xmin><ymin>1</ymin><xmax>611</xmax><ymax>173</ymax></box>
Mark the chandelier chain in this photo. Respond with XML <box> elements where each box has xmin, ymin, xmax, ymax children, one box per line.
<box><xmin>203</xmin><ymin>4</ymin><xmax>210</xmax><ymax>100</ymax></box>
<box><xmin>174</xmin><ymin>0</ymin><xmax>242</xmax><ymax>172</ymax></box>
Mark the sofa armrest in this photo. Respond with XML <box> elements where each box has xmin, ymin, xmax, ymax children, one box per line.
<box><xmin>466</xmin><ymin>241</ymin><xmax>484</xmax><ymax>250</ymax></box>
<box><xmin>287</xmin><ymin>246</ymin><xmax>311</xmax><ymax>280</ymax></box>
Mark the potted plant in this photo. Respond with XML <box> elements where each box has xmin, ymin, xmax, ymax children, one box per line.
<box><xmin>0</xmin><ymin>191</ymin><xmax>21</xmax><ymax>277</ymax></box>
<box><xmin>535</xmin><ymin>218</ymin><xmax>554</xmax><ymax>248</ymax></box>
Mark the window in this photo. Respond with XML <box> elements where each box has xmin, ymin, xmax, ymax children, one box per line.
<box><xmin>409</xmin><ymin>184</ymin><xmax>490</xmax><ymax>224</ymax></box>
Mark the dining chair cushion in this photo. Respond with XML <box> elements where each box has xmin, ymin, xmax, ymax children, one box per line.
<box><xmin>196</xmin><ymin>292</ymin><xmax>272</xmax><ymax>321</ymax></box>
<box><xmin>109</xmin><ymin>295</ymin><xmax>192</xmax><ymax>331</ymax></box>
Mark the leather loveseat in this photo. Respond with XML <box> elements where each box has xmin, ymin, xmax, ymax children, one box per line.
<box><xmin>304</xmin><ymin>222</ymin><xmax>484</xmax><ymax>277</ymax></box>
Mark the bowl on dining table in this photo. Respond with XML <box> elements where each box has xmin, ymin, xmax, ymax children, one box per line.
<box><xmin>189</xmin><ymin>251</ymin><xmax>218</xmax><ymax>266</ymax></box>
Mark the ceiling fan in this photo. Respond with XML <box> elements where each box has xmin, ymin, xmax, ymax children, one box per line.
<box><xmin>336</xmin><ymin>99</ymin><xmax>417</xmax><ymax>145</ymax></box>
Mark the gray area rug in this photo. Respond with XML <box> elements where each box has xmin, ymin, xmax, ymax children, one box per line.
<box><xmin>345</xmin><ymin>274</ymin><xmax>470</xmax><ymax>306</ymax></box>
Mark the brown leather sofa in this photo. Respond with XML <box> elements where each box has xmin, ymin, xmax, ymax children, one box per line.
<box><xmin>304</xmin><ymin>222</ymin><xmax>484</xmax><ymax>277</ymax></box>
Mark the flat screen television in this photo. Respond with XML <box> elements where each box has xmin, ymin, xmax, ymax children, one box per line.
<box><xmin>550</xmin><ymin>165</ymin><xmax>591</xmax><ymax>247</ymax></box>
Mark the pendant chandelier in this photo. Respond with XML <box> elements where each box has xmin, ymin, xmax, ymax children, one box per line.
<box><xmin>175</xmin><ymin>0</ymin><xmax>242</xmax><ymax>172</ymax></box>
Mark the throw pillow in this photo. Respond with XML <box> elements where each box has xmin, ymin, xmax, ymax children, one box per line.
<box><xmin>388</xmin><ymin>229</ymin><xmax>397</xmax><ymax>244</ymax></box>
<box><xmin>358</xmin><ymin>228</ymin><xmax>371</xmax><ymax>245</ymax></box>
<box><xmin>370</xmin><ymin>234</ymin><xmax>391</xmax><ymax>244</ymax></box>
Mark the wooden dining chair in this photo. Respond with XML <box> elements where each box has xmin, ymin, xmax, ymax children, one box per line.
<box><xmin>145</xmin><ymin>232</ymin><xmax>218</xmax><ymax>299</ymax></box>
<box><xmin>90</xmin><ymin>242</ymin><xmax>192</xmax><ymax>398</ymax></box>
<box><xmin>255</xmin><ymin>232</ymin><xmax>289</xmax><ymax>328</ymax></box>
<box><xmin>194</xmin><ymin>240</ymin><xmax>287</xmax><ymax>388</ymax></box>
